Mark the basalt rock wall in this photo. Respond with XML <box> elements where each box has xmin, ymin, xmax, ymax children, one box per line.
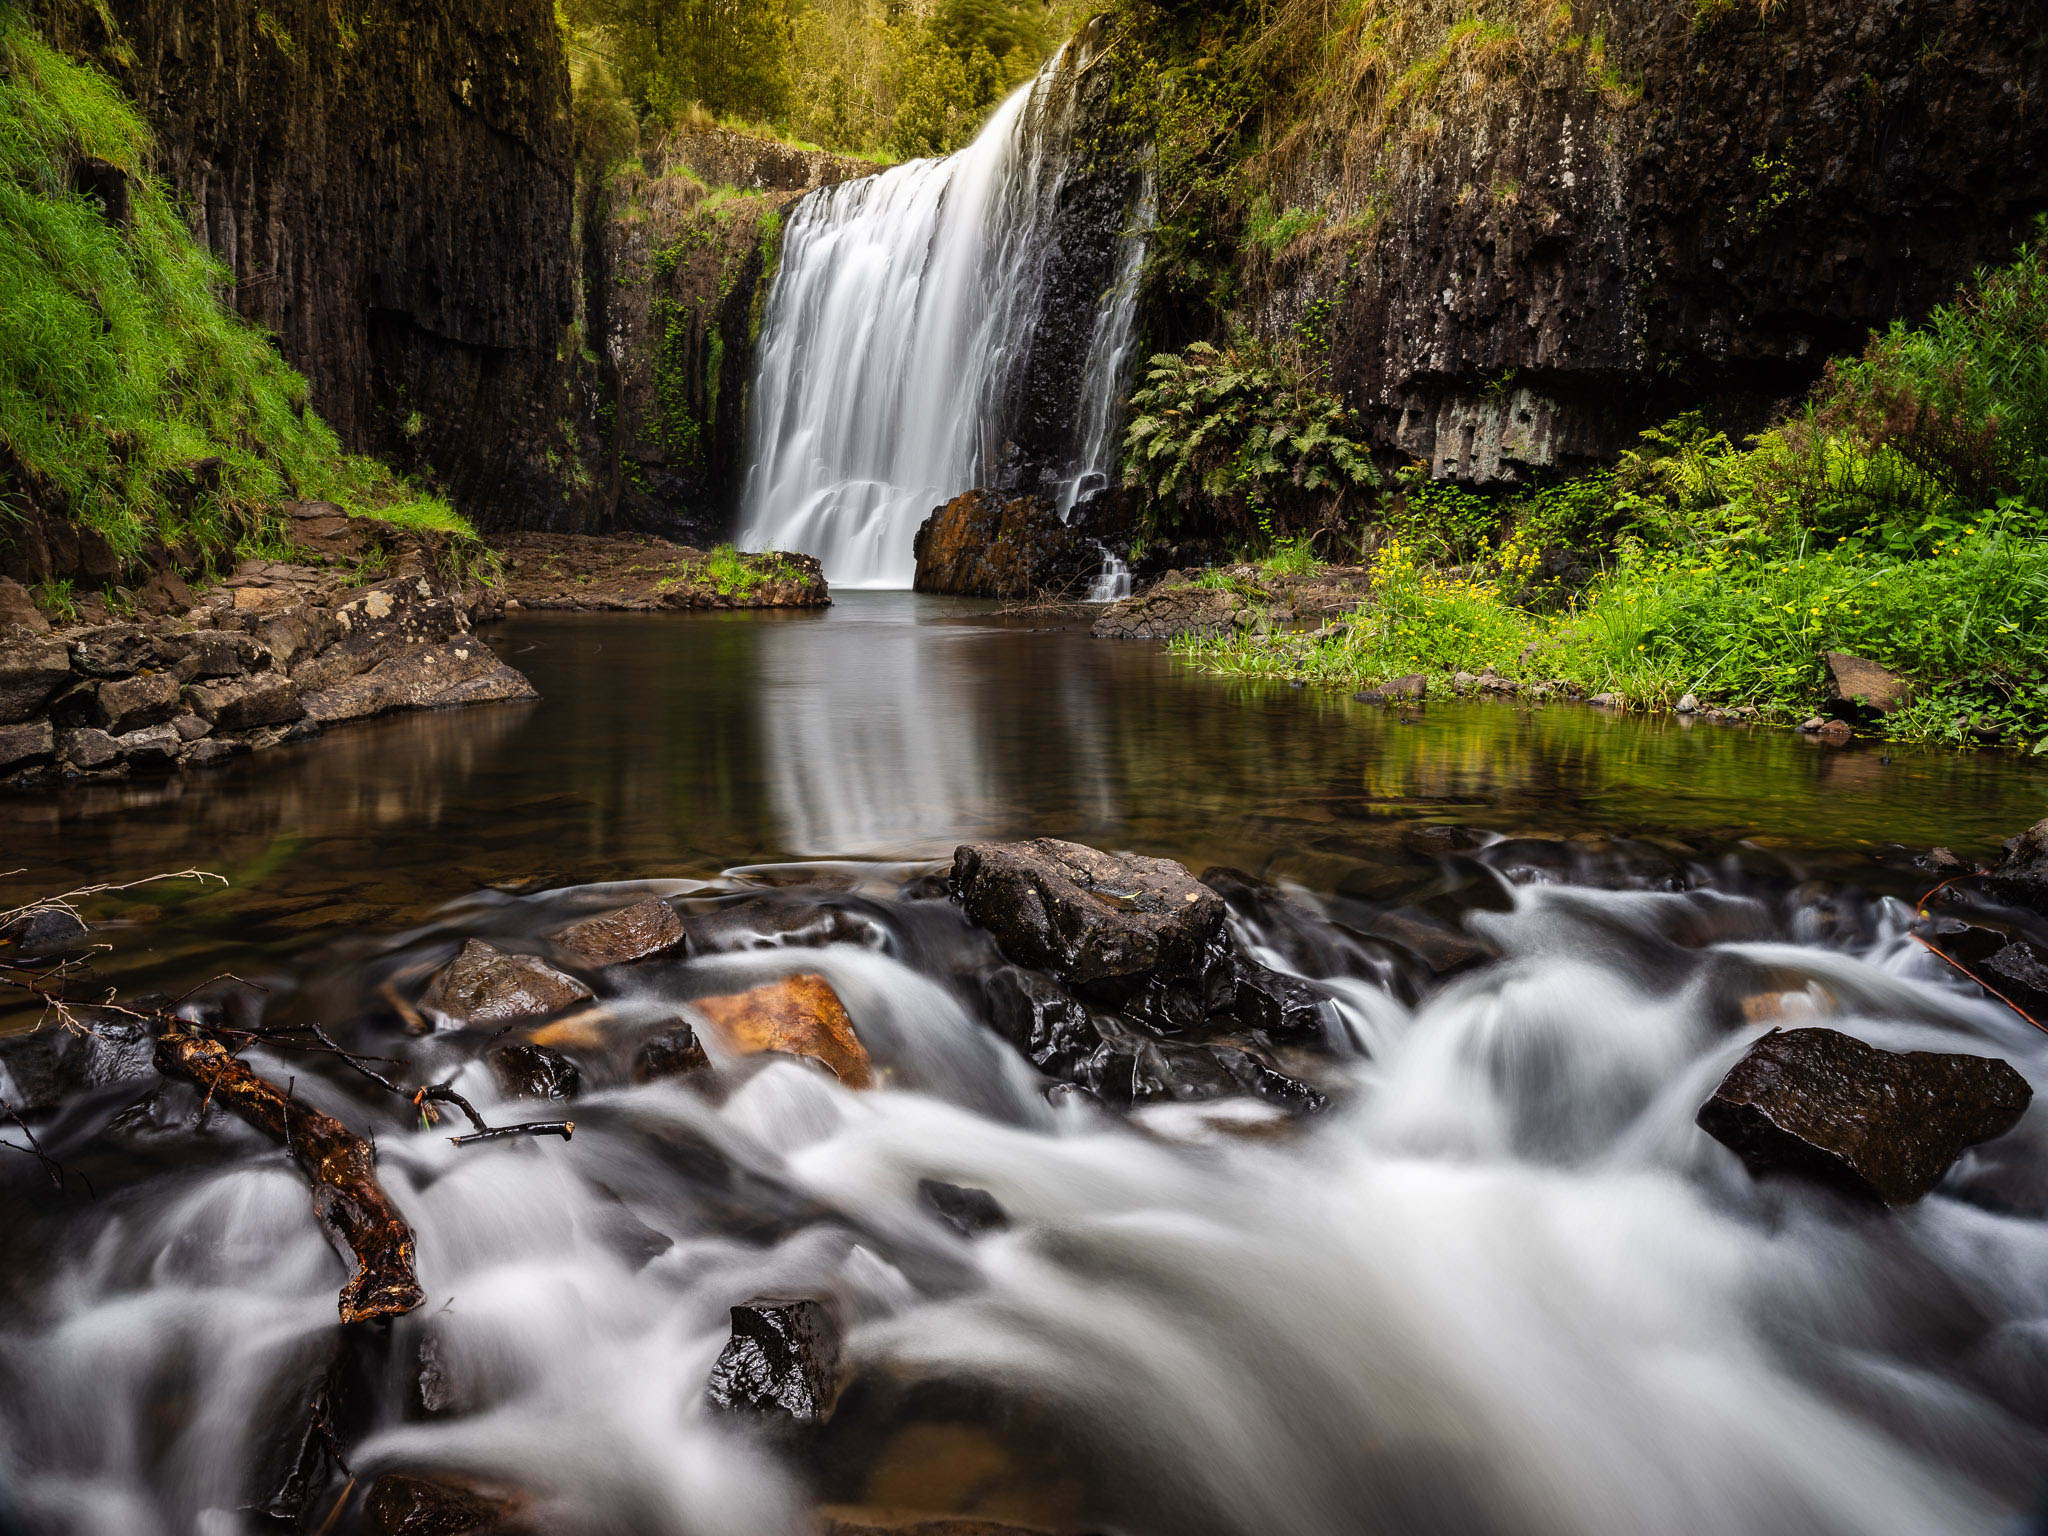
<box><xmin>39</xmin><ymin>0</ymin><xmax>581</xmax><ymax>528</ymax></box>
<box><xmin>1241</xmin><ymin>0</ymin><xmax>2048</xmax><ymax>481</ymax></box>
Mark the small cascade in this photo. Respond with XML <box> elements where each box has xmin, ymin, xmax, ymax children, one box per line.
<box><xmin>738</xmin><ymin>33</ymin><xmax>1148</xmax><ymax>589</ymax></box>
<box><xmin>1085</xmin><ymin>541</ymin><xmax>1133</xmax><ymax>603</ymax></box>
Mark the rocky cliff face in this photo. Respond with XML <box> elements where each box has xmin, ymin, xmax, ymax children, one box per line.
<box><xmin>1240</xmin><ymin>0</ymin><xmax>2048</xmax><ymax>481</ymax></box>
<box><xmin>40</xmin><ymin>0</ymin><xmax>579</xmax><ymax>527</ymax></box>
<box><xmin>578</xmin><ymin>139</ymin><xmax>874</xmax><ymax>542</ymax></box>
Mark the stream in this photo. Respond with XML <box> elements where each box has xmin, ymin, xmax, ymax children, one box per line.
<box><xmin>3</xmin><ymin>597</ymin><xmax>2047</xmax><ymax>1535</ymax></box>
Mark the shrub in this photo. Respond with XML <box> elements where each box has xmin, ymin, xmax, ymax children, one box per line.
<box><xmin>1122</xmin><ymin>339</ymin><xmax>1377</xmax><ymax>542</ymax></box>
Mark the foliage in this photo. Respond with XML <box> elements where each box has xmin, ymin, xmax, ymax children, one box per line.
<box><xmin>0</xmin><ymin>5</ymin><xmax>421</xmax><ymax>566</ymax></box>
<box><xmin>1123</xmin><ymin>339</ymin><xmax>1376</xmax><ymax>542</ymax></box>
<box><xmin>563</xmin><ymin>0</ymin><xmax>795</xmax><ymax>125</ymax></box>
<box><xmin>1177</xmin><ymin>231</ymin><xmax>2048</xmax><ymax>752</ymax></box>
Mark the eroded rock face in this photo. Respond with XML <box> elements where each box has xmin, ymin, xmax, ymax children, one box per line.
<box><xmin>911</xmin><ymin>490</ymin><xmax>1093</xmax><ymax>600</ymax></box>
<box><xmin>1091</xmin><ymin>582</ymin><xmax>1253</xmax><ymax>641</ymax></box>
<box><xmin>420</xmin><ymin>939</ymin><xmax>594</xmax><ymax>1029</ymax></box>
<box><xmin>693</xmin><ymin>974</ymin><xmax>873</xmax><ymax>1088</ymax></box>
<box><xmin>953</xmin><ymin>838</ymin><xmax>1227</xmax><ymax>1006</ymax></box>
<box><xmin>549</xmin><ymin>897</ymin><xmax>686</xmax><ymax>968</ymax></box>
<box><xmin>706</xmin><ymin>1297</ymin><xmax>844</xmax><ymax>1425</ymax></box>
<box><xmin>1697</xmin><ymin>1026</ymin><xmax>2032</xmax><ymax>1205</ymax></box>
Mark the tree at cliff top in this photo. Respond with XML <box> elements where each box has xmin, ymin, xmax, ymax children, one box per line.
<box><xmin>565</xmin><ymin>0</ymin><xmax>1093</xmax><ymax>158</ymax></box>
<box><xmin>0</xmin><ymin>5</ymin><xmax>464</xmax><ymax>580</ymax></box>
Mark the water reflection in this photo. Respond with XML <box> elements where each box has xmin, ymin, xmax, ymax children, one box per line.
<box><xmin>2</xmin><ymin>593</ymin><xmax>2046</xmax><ymax>994</ymax></box>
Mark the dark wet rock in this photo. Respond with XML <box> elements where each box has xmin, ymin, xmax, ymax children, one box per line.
<box><xmin>918</xmin><ymin>1178</ymin><xmax>1009</xmax><ymax>1238</ymax></box>
<box><xmin>953</xmin><ymin>838</ymin><xmax>1226</xmax><ymax>1006</ymax></box>
<box><xmin>684</xmin><ymin>897</ymin><xmax>883</xmax><ymax>955</ymax></box>
<box><xmin>163</xmin><ymin>628</ymin><xmax>267</xmax><ymax>683</ymax></box>
<box><xmin>1362</xmin><ymin>909</ymin><xmax>1499</xmax><ymax>976</ymax></box>
<box><xmin>1825</xmin><ymin>651</ymin><xmax>1912</xmax><ymax>720</ymax></box>
<box><xmin>1935</xmin><ymin>922</ymin><xmax>2048</xmax><ymax>1021</ymax></box>
<box><xmin>549</xmin><ymin>896</ymin><xmax>686</xmax><ymax>968</ymax></box>
<box><xmin>414</xmin><ymin>1328</ymin><xmax>468</xmax><ymax>1418</ymax></box>
<box><xmin>631</xmin><ymin>1023</ymin><xmax>712</xmax><ymax>1083</ymax></box>
<box><xmin>706</xmin><ymin>1297</ymin><xmax>844</xmax><ymax>1425</ymax></box>
<box><xmin>95</xmin><ymin>670</ymin><xmax>182</xmax><ymax>734</ymax></box>
<box><xmin>0</xmin><ymin>719</ymin><xmax>55</xmax><ymax>771</ymax></box>
<box><xmin>114</xmin><ymin>721</ymin><xmax>183</xmax><ymax>768</ymax></box>
<box><xmin>0</xmin><ymin>638</ymin><xmax>72</xmax><ymax>724</ymax></box>
<box><xmin>982</xmin><ymin>966</ymin><xmax>1114</xmax><ymax>1082</ymax></box>
<box><xmin>171</xmin><ymin>713</ymin><xmax>213</xmax><ymax>742</ymax></box>
<box><xmin>1209</xmin><ymin>1043</ymin><xmax>1329</xmax><ymax>1113</ymax></box>
<box><xmin>0</xmin><ymin>1015</ymin><xmax>155</xmax><ymax>1114</ymax></box>
<box><xmin>66</xmin><ymin>624</ymin><xmax>153</xmax><ymax>677</ymax></box>
<box><xmin>303</xmin><ymin>640</ymin><xmax>535</xmax><ymax>725</ymax></box>
<box><xmin>55</xmin><ymin>725</ymin><xmax>119</xmax><ymax>769</ymax></box>
<box><xmin>898</xmin><ymin>873</ymin><xmax>954</xmax><ymax>901</ymax></box>
<box><xmin>419</xmin><ymin>939</ymin><xmax>594</xmax><ymax>1029</ymax></box>
<box><xmin>183</xmin><ymin>737</ymin><xmax>235</xmax><ymax>769</ymax></box>
<box><xmin>1984</xmin><ymin>818</ymin><xmax>2048</xmax><ymax>918</ymax></box>
<box><xmin>363</xmin><ymin>1470</ymin><xmax>525</xmax><ymax>1536</ymax></box>
<box><xmin>912</xmin><ymin>489</ymin><xmax>1093</xmax><ymax>599</ymax></box>
<box><xmin>0</xmin><ymin>906</ymin><xmax>90</xmax><ymax>956</ymax></box>
<box><xmin>1697</xmin><ymin>1026</ymin><xmax>2033</xmax><ymax>1206</ymax></box>
<box><xmin>1230</xmin><ymin>957</ymin><xmax>1328</xmax><ymax>1042</ymax></box>
<box><xmin>247</xmin><ymin>1328</ymin><xmax>371</xmax><ymax>1527</ymax></box>
<box><xmin>488</xmin><ymin>1042</ymin><xmax>583</xmax><ymax>1101</ymax></box>
<box><xmin>694</xmin><ymin>973</ymin><xmax>873</xmax><ymax>1088</ymax></box>
<box><xmin>1091</xmin><ymin>581</ymin><xmax>1255</xmax><ymax>641</ymax></box>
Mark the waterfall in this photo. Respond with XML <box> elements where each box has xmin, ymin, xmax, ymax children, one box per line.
<box><xmin>738</xmin><ymin>36</ymin><xmax>1148</xmax><ymax>590</ymax></box>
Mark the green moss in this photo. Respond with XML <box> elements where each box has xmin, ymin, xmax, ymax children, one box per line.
<box><xmin>0</xmin><ymin>5</ymin><xmax>439</xmax><ymax>566</ymax></box>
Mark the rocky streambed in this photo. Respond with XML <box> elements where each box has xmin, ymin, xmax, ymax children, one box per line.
<box><xmin>3</xmin><ymin>819</ymin><xmax>2045</xmax><ymax>1534</ymax></box>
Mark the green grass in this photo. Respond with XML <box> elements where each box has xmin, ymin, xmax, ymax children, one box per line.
<box><xmin>0</xmin><ymin>5</ymin><xmax>450</xmax><ymax>572</ymax></box>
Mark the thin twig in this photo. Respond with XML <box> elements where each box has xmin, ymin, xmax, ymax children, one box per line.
<box><xmin>1911</xmin><ymin>931</ymin><xmax>2048</xmax><ymax>1034</ymax></box>
<box><xmin>450</xmin><ymin>1120</ymin><xmax>575</xmax><ymax>1147</ymax></box>
<box><xmin>0</xmin><ymin>1094</ymin><xmax>73</xmax><ymax>1193</ymax></box>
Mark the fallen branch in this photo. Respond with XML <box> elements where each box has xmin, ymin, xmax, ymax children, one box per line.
<box><xmin>449</xmin><ymin>1120</ymin><xmax>574</xmax><ymax>1148</ymax></box>
<box><xmin>154</xmin><ymin>1028</ymin><xmax>425</xmax><ymax>1324</ymax></box>
<box><xmin>1910</xmin><ymin>931</ymin><xmax>2048</xmax><ymax>1035</ymax></box>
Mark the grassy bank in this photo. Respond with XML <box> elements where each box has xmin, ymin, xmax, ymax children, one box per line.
<box><xmin>0</xmin><ymin>5</ymin><xmax>473</xmax><ymax>585</ymax></box>
<box><xmin>1172</xmin><ymin>230</ymin><xmax>2048</xmax><ymax>752</ymax></box>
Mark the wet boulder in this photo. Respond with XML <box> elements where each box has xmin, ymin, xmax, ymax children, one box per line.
<box><xmin>488</xmin><ymin>1042</ymin><xmax>583</xmax><ymax>1101</ymax></box>
<box><xmin>301</xmin><ymin>641</ymin><xmax>536</xmax><ymax>726</ymax></box>
<box><xmin>952</xmin><ymin>839</ymin><xmax>1226</xmax><ymax>1007</ymax></box>
<box><xmin>918</xmin><ymin>1178</ymin><xmax>1009</xmax><ymax>1237</ymax></box>
<box><xmin>982</xmin><ymin>965</ymin><xmax>1114</xmax><ymax>1081</ymax></box>
<box><xmin>911</xmin><ymin>489</ymin><xmax>1093</xmax><ymax>600</ymax></box>
<box><xmin>1985</xmin><ymin>817</ymin><xmax>2048</xmax><ymax>917</ymax></box>
<box><xmin>0</xmin><ymin>905</ymin><xmax>90</xmax><ymax>956</ymax></box>
<box><xmin>632</xmin><ymin>1023</ymin><xmax>712</xmax><ymax>1083</ymax></box>
<box><xmin>187</xmin><ymin>674</ymin><xmax>303</xmax><ymax>733</ymax></box>
<box><xmin>1697</xmin><ymin>1026</ymin><xmax>2033</xmax><ymax>1205</ymax></box>
<box><xmin>0</xmin><ymin>1014</ymin><xmax>154</xmax><ymax>1113</ymax></box>
<box><xmin>706</xmin><ymin>1297</ymin><xmax>844</xmax><ymax>1425</ymax></box>
<box><xmin>693</xmin><ymin>973</ymin><xmax>873</xmax><ymax>1088</ymax></box>
<box><xmin>419</xmin><ymin>939</ymin><xmax>594</xmax><ymax>1029</ymax></box>
<box><xmin>1091</xmin><ymin>581</ymin><xmax>1254</xmax><ymax>641</ymax></box>
<box><xmin>56</xmin><ymin>725</ymin><xmax>119</xmax><ymax>770</ymax></box>
<box><xmin>549</xmin><ymin>897</ymin><xmax>686</xmax><ymax>968</ymax></box>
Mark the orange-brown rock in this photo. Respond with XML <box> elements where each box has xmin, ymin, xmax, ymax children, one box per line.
<box><xmin>363</xmin><ymin>1471</ymin><xmax>526</xmax><ymax>1536</ymax></box>
<box><xmin>911</xmin><ymin>491</ymin><xmax>1093</xmax><ymax>600</ymax></box>
<box><xmin>694</xmin><ymin>973</ymin><xmax>873</xmax><ymax>1088</ymax></box>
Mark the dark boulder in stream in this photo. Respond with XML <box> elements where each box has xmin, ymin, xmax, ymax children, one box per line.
<box><xmin>1697</xmin><ymin>1026</ymin><xmax>2033</xmax><ymax>1206</ymax></box>
<box><xmin>911</xmin><ymin>489</ymin><xmax>1094</xmax><ymax>599</ymax></box>
<box><xmin>706</xmin><ymin>1297</ymin><xmax>845</xmax><ymax>1426</ymax></box>
<box><xmin>488</xmin><ymin>1042</ymin><xmax>583</xmax><ymax>1102</ymax></box>
<box><xmin>420</xmin><ymin>939</ymin><xmax>594</xmax><ymax>1029</ymax></box>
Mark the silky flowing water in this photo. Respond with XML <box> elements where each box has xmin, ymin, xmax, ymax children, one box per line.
<box><xmin>3</xmin><ymin>597</ymin><xmax>2047</xmax><ymax>1535</ymax></box>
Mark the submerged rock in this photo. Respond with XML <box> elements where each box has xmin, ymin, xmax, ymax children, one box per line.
<box><xmin>918</xmin><ymin>1178</ymin><xmax>1010</xmax><ymax>1238</ymax></box>
<box><xmin>1697</xmin><ymin>1026</ymin><xmax>2032</xmax><ymax>1205</ymax></box>
<box><xmin>706</xmin><ymin>1297</ymin><xmax>845</xmax><ymax>1425</ymax></box>
<box><xmin>684</xmin><ymin>897</ymin><xmax>883</xmax><ymax>956</ymax></box>
<box><xmin>419</xmin><ymin>939</ymin><xmax>594</xmax><ymax>1029</ymax></box>
<box><xmin>549</xmin><ymin>896</ymin><xmax>686</xmax><ymax>968</ymax></box>
<box><xmin>362</xmin><ymin>1471</ymin><xmax>525</xmax><ymax>1536</ymax></box>
<box><xmin>694</xmin><ymin>973</ymin><xmax>874</xmax><ymax>1088</ymax></box>
<box><xmin>953</xmin><ymin>838</ymin><xmax>1226</xmax><ymax>1006</ymax></box>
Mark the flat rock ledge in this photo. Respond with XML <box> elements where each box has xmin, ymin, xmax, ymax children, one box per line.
<box><xmin>0</xmin><ymin>519</ymin><xmax>531</xmax><ymax>793</ymax></box>
<box><xmin>494</xmin><ymin>532</ymin><xmax>828</xmax><ymax>613</ymax></box>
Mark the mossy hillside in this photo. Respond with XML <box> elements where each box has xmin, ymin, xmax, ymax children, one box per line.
<box><xmin>0</xmin><ymin>6</ymin><xmax>475</xmax><ymax>579</ymax></box>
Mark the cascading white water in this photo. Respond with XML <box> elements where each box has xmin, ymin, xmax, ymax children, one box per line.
<box><xmin>737</xmin><ymin>44</ymin><xmax>1148</xmax><ymax>590</ymax></box>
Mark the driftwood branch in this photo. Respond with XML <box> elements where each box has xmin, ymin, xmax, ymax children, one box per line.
<box><xmin>154</xmin><ymin>1029</ymin><xmax>426</xmax><ymax>1324</ymax></box>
